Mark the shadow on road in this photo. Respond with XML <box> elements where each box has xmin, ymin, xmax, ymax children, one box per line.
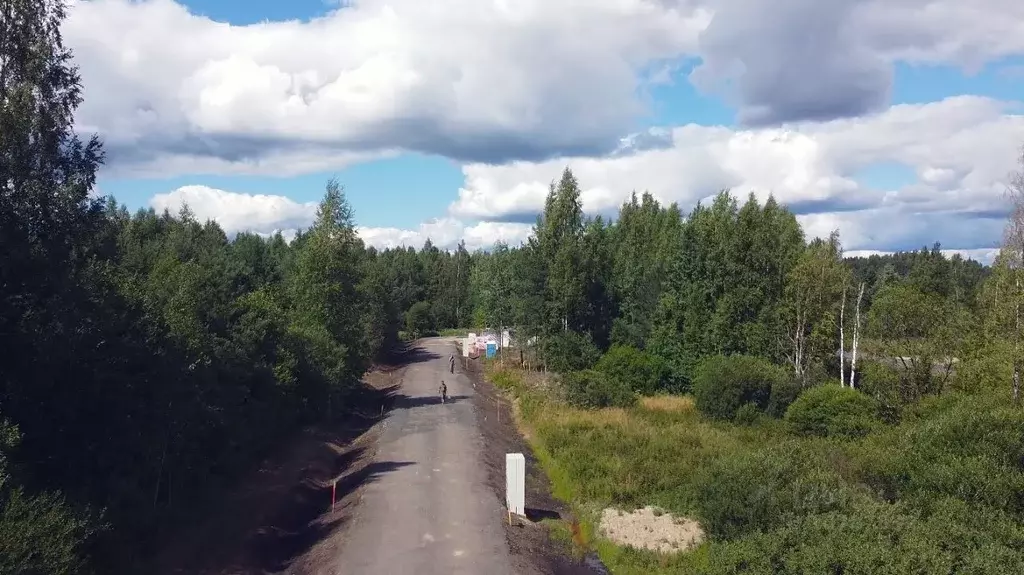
<box><xmin>150</xmin><ymin>347</ymin><xmax>423</xmax><ymax>575</ymax></box>
<box><xmin>250</xmin><ymin>449</ymin><xmax>416</xmax><ymax>571</ymax></box>
<box><xmin>392</xmin><ymin>394</ymin><xmax>471</xmax><ymax>409</ymax></box>
<box><xmin>380</xmin><ymin>342</ymin><xmax>441</xmax><ymax>366</ymax></box>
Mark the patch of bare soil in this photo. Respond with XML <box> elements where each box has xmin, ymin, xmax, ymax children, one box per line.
<box><xmin>148</xmin><ymin>350</ymin><xmax>411</xmax><ymax>575</ymax></box>
<box><xmin>461</xmin><ymin>355</ymin><xmax>604</xmax><ymax>575</ymax></box>
<box><xmin>599</xmin><ymin>506</ymin><xmax>704</xmax><ymax>554</ymax></box>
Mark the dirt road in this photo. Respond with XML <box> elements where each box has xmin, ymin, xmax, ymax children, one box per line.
<box><xmin>331</xmin><ymin>338</ymin><xmax>523</xmax><ymax>575</ymax></box>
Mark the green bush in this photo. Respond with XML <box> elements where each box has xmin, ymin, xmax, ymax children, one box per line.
<box><xmin>785</xmin><ymin>384</ymin><xmax>879</xmax><ymax>438</ymax></box>
<box><xmin>692</xmin><ymin>355</ymin><xmax>789</xmax><ymax>420</ymax></box>
<box><xmin>697</xmin><ymin>499</ymin><xmax>1024</xmax><ymax>575</ymax></box>
<box><xmin>562</xmin><ymin>369</ymin><xmax>636</xmax><ymax>409</ymax></box>
<box><xmin>594</xmin><ymin>345</ymin><xmax>670</xmax><ymax>395</ymax></box>
<box><xmin>853</xmin><ymin>392</ymin><xmax>1024</xmax><ymax>512</ymax></box>
<box><xmin>766</xmin><ymin>376</ymin><xmax>801</xmax><ymax>418</ymax></box>
<box><xmin>404</xmin><ymin>301</ymin><xmax>434</xmax><ymax>338</ymax></box>
<box><xmin>691</xmin><ymin>442</ymin><xmax>855</xmax><ymax>540</ymax></box>
<box><xmin>541</xmin><ymin>331</ymin><xmax>600</xmax><ymax>373</ymax></box>
<box><xmin>733</xmin><ymin>403</ymin><xmax>761</xmax><ymax>426</ymax></box>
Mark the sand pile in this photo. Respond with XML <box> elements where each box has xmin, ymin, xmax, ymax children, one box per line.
<box><xmin>599</xmin><ymin>506</ymin><xmax>704</xmax><ymax>554</ymax></box>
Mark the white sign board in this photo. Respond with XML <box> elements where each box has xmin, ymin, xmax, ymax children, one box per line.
<box><xmin>463</xmin><ymin>337</ymin><xmax>472</xmax><ymax>356</ymax></box>
<box><xmin>506</xmin><ymin>453</ymin><xmax>525</xmax><ymax>516</ymax></box>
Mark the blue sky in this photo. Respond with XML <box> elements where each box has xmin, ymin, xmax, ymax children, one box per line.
<box><xmin>70</xmin><ymin>0</ymin><xmax>1024</xmax><ymax>257</ymax></box>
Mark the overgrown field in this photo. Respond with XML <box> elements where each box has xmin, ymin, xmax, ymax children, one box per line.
<box><xmin>487</xmin><ymin>364</ymin><xmax>1024</xmax><ymax>574</ymax></box>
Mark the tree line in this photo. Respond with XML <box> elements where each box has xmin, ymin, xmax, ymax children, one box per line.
<box><xmin>470</xmin><ymin>167</ymin><xmax>994</xmax><ymax>403</ymax></box>
<box><xmin>2</xmin><ymin>1</ymin><xmax>1017</xmax><ymax>573</ymax></box>
<box><xmin>0</xmin><ymin>1</ymin><xmax>479</xmax><ymax>571</ymax></box>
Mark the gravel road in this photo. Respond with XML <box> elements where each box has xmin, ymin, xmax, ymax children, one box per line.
<box><xmin>332</xmin><ymin>338</ymin><xmax>524</xmax><ymax>575</ymax></box>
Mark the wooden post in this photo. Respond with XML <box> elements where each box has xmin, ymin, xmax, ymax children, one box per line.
<box><xmin>332</xmin><ymin>479</ymin><xmax>337</xmax><ymax>511</ymax></box>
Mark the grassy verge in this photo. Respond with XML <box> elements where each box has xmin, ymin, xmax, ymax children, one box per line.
<box><xmin>485</xmin><ymin>363</ymin><xmax>731</xmax><ymax>572</ymax></box>
<box><xmin>483</xmin><ymin>362</ymin><xmax>1024</xmax><ymax>574</ymax></box>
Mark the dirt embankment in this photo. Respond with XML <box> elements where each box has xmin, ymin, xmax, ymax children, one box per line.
<box><xmin>148</xmin><ymin>353</ymin><xmax>409</xmax><ymax>575</ymax></box>
<box><xmin>461</xmin><ymin>355</ymin><xmax>605</xmax><ymax>575</ymax></box>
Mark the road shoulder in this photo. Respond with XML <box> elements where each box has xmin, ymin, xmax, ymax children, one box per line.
<box><xmin>463</xmin><ymin>355</ymin><xmax>601</xmax><ymax>575</ymax></box>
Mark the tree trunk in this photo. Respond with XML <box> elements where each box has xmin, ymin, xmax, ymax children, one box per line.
<box><xmin>850</xmin><ymin>282</ymin><xmax>865</xmax><ymax>389</ymax></box>
<box><xmin>1011</xmin><ymin>272</ymin><xmax>1019</xmax><ymax>403</ymax></box>
<box><xmin>839</xmin><ymin>285</ymin><xmax>847</xmax><ymax>387</ymax></box>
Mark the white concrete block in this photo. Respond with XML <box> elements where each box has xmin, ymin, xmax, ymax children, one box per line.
<box><xmin>506</xmin><ymin>453</ymin><xmax>525</xmax><ymax>516</ymax></box>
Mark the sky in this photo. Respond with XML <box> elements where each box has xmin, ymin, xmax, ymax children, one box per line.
<box><xmin>68</xmin><ymin>0</ymin><xmax>1024</xmax><ymax>260</ymax></box>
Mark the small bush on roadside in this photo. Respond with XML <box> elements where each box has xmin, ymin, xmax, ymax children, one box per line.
<box><xmin>733</xmin><ymin>403</ymin><xmax>761</xmax><ymax>426</ymax></box>
<box><xmin>785</xmin><ymin>384</ymin><xmax>879</xmax><ymax>438</ymax></box>
<box><xmin>594</xmin><ymin>345</ymin><xmax>671</xmax><ymax>395</ymax></box>
<box><xmin>562</xmin><ymin>370</ymin><xmax>636</xmax><ymax>409</ymax></box>
<box><xmin>692</xmin><ymin>355</ymin><xmax>789</xmax><ymax>420</ymax></box>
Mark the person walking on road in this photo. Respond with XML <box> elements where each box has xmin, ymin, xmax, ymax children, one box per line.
<box><xmin>438</xmin><ymin>380</ymin><xmax>448</xmax><ymax>404</ymax></box>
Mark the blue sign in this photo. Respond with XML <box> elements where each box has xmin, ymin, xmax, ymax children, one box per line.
<box><xmin>486</xmin><ymin>342</ymin><xmax>497</xmax><ymax>358</ymax></box>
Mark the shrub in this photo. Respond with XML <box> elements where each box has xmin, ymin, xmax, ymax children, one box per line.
<box><xmin>594</xmin><ymin>345</ymin><xmax>670</xmax><ymax>395</ymax></box>
<box><xmin>404</xmin><ymin>301</ymin><xmax>434</xmax><ymax>338</ymax></box>
<box><xmin>853</xmin><ymin>392</ymin><xmax>1024</xmax><ymax>512</ymax></box>
<box><xmin>766</xmin><ymin>376</ymin><xmax>801</xmax><ymax>418</ymax></box>
<box><xmin>562</xmin><ymin>370</ymin><xmax>636</xmax><ymax>409</ymax></box>
<box><xmin>692</xmin><ymin>355</ymin><xmax>789</xmax><ymax>420</ymax></box>
<box><xmin>691</xmin><ymin>442</ymin><xmax>855</xmax><ymax>540</ymax></box>
<box><xmin>542</xmin><ymin>331</ymin><xmax>600</xmax><ymax>373</ymax></box>
<box><xmin>733</xmin><ymin>403</ymin><xmax>761</xmax><ymax>426</ymax></box>
<box><xmin>785</xmin><ymin>384</ymin><xmax>879</xmax><ymax>438</ymax></box>
<box><xmin>697</xmin><ymin>499</ymin><xmax>1024</xmax><ymax>575</ymax></box>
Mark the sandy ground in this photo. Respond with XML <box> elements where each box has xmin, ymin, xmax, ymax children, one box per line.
<box><xmin>599</xmin><ymin>506</ymin><xmax>704</xmax><ymax>554</ymax></box>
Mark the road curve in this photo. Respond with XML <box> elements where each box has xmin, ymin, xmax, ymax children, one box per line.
<box><xmin>332</xmin><ymin>338</ymin><xmax>522</xmax><ymax>575</ymax></box>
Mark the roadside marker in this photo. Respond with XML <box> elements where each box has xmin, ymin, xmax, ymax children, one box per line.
<box><xmin>332</xmin><ymin>479</ymin><xmax>337</xmax><ymax>511</ymax></box>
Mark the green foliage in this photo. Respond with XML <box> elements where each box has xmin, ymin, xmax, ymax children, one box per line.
<box><xmin>853</xmin><ymin>392</ymin><xmax>1024</xmax><ymax>512</ymax></box>
<box><xmin>0</xmin><ymin>487</ymin><xmax>98</xmax><ymax>575</ymax></box>
<box><xmin>692</xmin><ymin>355</ymin><xmax>790</xmax><ymax>420</ymax></box>
<box><xmin>785</xmin><ymin>384</ymin><xmax>879</xmax><ymax>438</ymax></box>
<box><xmin>594</xmin><ymin>345</ymin><xmax>670</xmax><ymax>395</ymax></box>
<box><xmin>541</xmin><ymin>330</ymin><xmax>600</xmax><ymax>373</ymax></box>
<box><xmin>691</xmin><ymin>442</ymin><xmax>855</xmax><ymax>540</ymax></box>
<box><xmin>562</xmin><ymin>370</ymin><xmax>636</xmax><ymax>409</ymax></box>
<box><xmin>405</xmin><ymin>301</ymin><xmax>435</xmax><ymax>338</ymax></box>
<box><xmin>733</xmin><ymin>403</ymin><xmax>761</xmax><ymax>426</ymax></box>
<box><xmin>697</xmin><ymin>499</ymin><xmax>1024</xmax><ymax>575</ymax></box>
<box><xmin>765</xmin><ymin>376</ymin><xmax>801</xmax><ymax>418</ymax></box>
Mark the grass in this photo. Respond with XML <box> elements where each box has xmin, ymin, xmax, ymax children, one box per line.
<box><xmin>483</xmin><ymin>362</ymin><xmax>778</xmax><ymax>571</ymax></box>
<box><xmin>483</xmin><ymin>361</ymin><xmax>1024</xmax><ymax>574</ymax></box>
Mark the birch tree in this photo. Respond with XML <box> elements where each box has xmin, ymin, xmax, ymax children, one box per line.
<box><xmin>783</xmin><ymin>231</ymin><xmax>848</xmax><ymax>383</ymax></box>
<box><xmin>850</xmin><ymin>282</ymin><xmax>865</xmax><ymax>387</ymax></box>
<box><xmin>1001</xmin><ymin>145</ymin><xmax>1024</xmax><ymax>403</ymax></box>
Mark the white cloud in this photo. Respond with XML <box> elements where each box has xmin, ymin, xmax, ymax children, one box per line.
<box><xmin>149</xmin><ymin>184</ymin><xmax>533</xmax><ymax>251</ymax></box>
<box><xmin>150</xmin><ymin>185</ymin><xmax>318</xmax><ymax>237</ymax></box>
<box><xmin>450</xmin><ymin>95</ymin><xmax>1022</xmax><ymax>252</ymax></box>
<box><xmin>65</xmin><ymin>0</ymin><xmax>710</xmax><ymax>175</ymax></box>
<box><xmin>690</xmin><ymin>0</ymin><xmax>1024</xmax><ymax>124</ymax></box>
<box><xmin>846</xmin><ymin>248</ymin><xmax>1000</xmax><ymax>265</ymax></box>
<box><xmin>357</xmin><ymin>219</ymin><xmax>533</xmax><ymax>252</ymax></box>
<box><xmin>63</xmin><ymin>0</ymin><xmax>1024</xmax><ymax>178</ymax></box>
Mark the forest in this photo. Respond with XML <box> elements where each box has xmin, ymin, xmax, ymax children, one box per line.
<box><xmin>4</xmin><ymin>1</ymin><xmax>1024</xmax><ymax>574</ymax></box>
<box><xmin>467</xmin><ymin>170</ymin><xmax>1024</xmax><ymax>573</ymax></box>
